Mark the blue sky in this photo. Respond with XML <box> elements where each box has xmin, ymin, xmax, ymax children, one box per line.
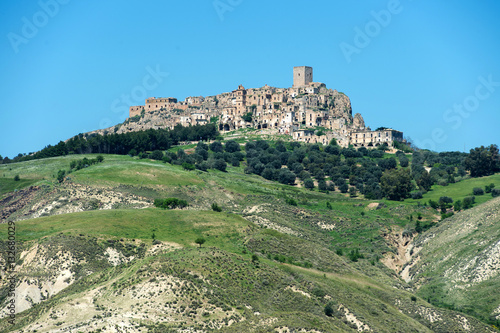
<box><xmin>1</xmin><ymin>0</ymin><xmax>499</xmax><ymax>158</ymax></box>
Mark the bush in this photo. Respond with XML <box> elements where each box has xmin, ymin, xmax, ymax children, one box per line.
<box><xmin>224</xmin><ymin>140</ymin><xmax>241</xmax><ymax>153</ymax></box>
<box><xmin>428</xmin><ymin>199</ymin><xmax>438</xmax><ymax>210</ymax></box>
<box><xmin>57</xmin><ymin>170</ymin><xmax>66</xmax><ymax>183</ymax></box>
<box><xmin>349</xmin><ymin>186</ymin><xmax>357</xmax><ymax>197</ymax></box>
<box><xmin>324</xmin><ymin>303</ymin><xmax>334</xmax><ymax>317</ymax></box>
<box><xmin>491</xmin><ymin>188</ymin><xmax>500</xmax><ymax>197</ymax></box>
<box><xmin>211</xmin><ymin>203</ymin><xmax>222</xmax><ymax>212</ymax></box>
<box><xmin>485</xmin><ymin>183</ymin><xmax>495</xmax><ymax>193</ymax></box>
<box><xmin>182</xmin><ymin>162</ymin><xmax>195</xmax><ymax>171</ymax></box>
<box><xmin>339</xmin><ymin>183</ymin><xmax>349</xmax><ymax>193</ymax></box>
<box><xmin>209</xmin><ymin>141</ymin><xmax>224</xmax><ymax>153</ymax></box>
<box><xmin>276</xmin><ymin>169</ymin><xmax>296</xmax><ymax>185</ymax></box>
<box><xmin>473</xmin><ymin>187</ymin><xmax>484</xmax><ymax>195</ymax></box>
<box><xmin>213</xmin><ymin>159</ymin><xmax>227</xmax><ymax>172</ymax></box>
<box><xmin>304</xmin><ymin>178</ymin><xmax>315</xmax><ymax>190</ymax></box>
<box><xmin>286</xmin><ymin>198</ymin><xmax>297</xmax><ymax>206</ymax></box>
<box><xmin>13</xmin><ymin>174</ymin><xmax>20</xmax><ymax>181</ymax></box>
<box><xmin>150</xmin><ymin>150</ymin><xmax>164</xmax><ymax>161</ymax></box>
<box><xmin>463</xmin><ymin>196</ymin><xmax>475</xmax><ymax>209</ymax></box>
<box><xmin>410</xmin><ymin>191</ymin><xmax>423</xmax><ymax>199</ymax></box>
<box><xmin>348</xmin><ymin>249</ymin><xmax>364</xmax><ymax>262</ymax></box>
<box><xmin>399</xmin><ymin>156</ymin><xmax>409</xmax><ymax>168</ymax></box>
<box><xmin>196</xmin><ymin>162</ymin><xmax>208</xmax><ymax>172</ymax></box>
<box><xmin>154</xmin><ymin>198</ymin><xmax>188</xmax><ymax>209</ymax></box>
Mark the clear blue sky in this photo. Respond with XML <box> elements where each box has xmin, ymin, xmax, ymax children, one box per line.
<box><xmin>1</xmin><ymin>0</ymin><xmax>499</xmax><ymax>158</ymax></box>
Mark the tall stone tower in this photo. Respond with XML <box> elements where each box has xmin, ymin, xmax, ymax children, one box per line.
<box><xmin>293</xmin><ymin>66</ymin><xmax>313</xmax><ymax>88</ymax></box>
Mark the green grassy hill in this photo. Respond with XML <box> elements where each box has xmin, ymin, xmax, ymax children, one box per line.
<box><xmin>0</xmin><ymin>153</ymin><xmax>499</xmax><ymax>332</ymax></box>
<box><xmin>407</xmin><ymin>197</ymin><xmax>500</xmax><ymax>326</ymax></box>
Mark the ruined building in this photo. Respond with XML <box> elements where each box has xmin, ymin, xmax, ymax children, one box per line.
<box><xmin>110</xmin><ymin>67</ymin><xmax>404</xmax><ymax>148</ymax></box>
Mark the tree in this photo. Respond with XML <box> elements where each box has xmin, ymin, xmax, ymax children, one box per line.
<box><xmin>224</xmin><ymin>140</ymin><xmax>241</xmax><ymax>153</ymax></box>
<box><xmin>242</xmin><ymin>112</ymin><xmax>253</xmax><ymax>122</ymax></box>
<box><xmin>96</xmin><ymin>155</ymin><xmax>104</xmax><ymax>163</ymax></box>
<box><xmin>417</xmin><ymin>171</ymin><xmax>433</xmax><ymax>192</ymax></box>
<box><xmin>378</xmin><ymin>157</ymin><xmax>397</xmax><ymax>170</ymax></box>
<box><xmin>195</xmin><ymin>237</ymin><xmax>206</xmax><ymax>248</ymax></box>
<box><xmin>349</xmin><ymin>186</ymin><xmax>357</xmax><ymax>197</ymax></box>
<box><xmin>463</xmin><ymin>196</ymin><xmax>475</xmax><ymax>209</ymax></box>
<box><xmin>213</xmin><ymin>159</ymin><xmax>227</xmax><ymax>172</ymax></box>
<box><xmin>150</xmin><ymin>150</ymin><xmax>164</xmax><ymax>161</ymax></box>
<box><xmin>399</xmin><ymin>156</ymin><xmax>409</xmax><ymax>168</ymax></box>
<box><xmin>209</xmin><ymin>141</ymin><xmax>224</xmax><ymax>153</ymax></box>
<box><xmin>182</xmin><ymin>162</ymin><xmax>195</xmax><ymax>171</ymax></box>
<box><xmin>438</xmin><ymin>196</ymin><xmax>453</xmax><ymax>213</ymax></box>
<box><xmin>380</xmin><ymin>168</ymin><xmax>413</xmax><ymax>201</ymax></box>
<box><xmin>13</xmin><ymin>174</ymin><xmax>20</xmax><ymax>181</ymax></box>
<box><xmin>277</xmin><ymin>169</ymin><xmax>296</xmax><ymax>185</ymax></box>
<box><xmin>464</xmin><ymin>144</ymin><xmax>500</xmax><ymax>177</ymax></box>
<box><xmin>304</xmin><ymin>178</ymin><xmax>315</xmax><ymax>190</ymax></box>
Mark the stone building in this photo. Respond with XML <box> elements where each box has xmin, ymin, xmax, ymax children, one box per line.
<box><xmin>293</xmin><ymin>66</ymin><xmax>313</xmax><ymax>88</ymax></box>
<box><xmin>120</xmin><ymin>66</ymin><xmax>403</xmax><ymax>148</ymax></box>
<box><xmin>350</xmin><ymin>129</ymin><xmax>404</xmax><ymax>147</ymax></box>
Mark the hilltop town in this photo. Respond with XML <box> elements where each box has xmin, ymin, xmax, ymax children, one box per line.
<box><xmin>104</xmin><ymin>67</ymin><xmax>404</xmax><ymax>148</ymax></box>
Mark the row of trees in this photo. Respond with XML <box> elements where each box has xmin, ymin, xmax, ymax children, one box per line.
<box><xmin>3</xmin><ymin>124</ymin><xmax>219</xmax><ymax>163</ymax></box>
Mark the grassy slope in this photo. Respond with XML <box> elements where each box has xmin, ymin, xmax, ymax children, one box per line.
<box><xmin>409</xmin><ymin>197</ymin><xmax>500</xmax><ymax>324</ymax></box>
<box><xmin>406</xmin><ymin>173</ymin><xmax>500</xmax><ymax>205</ymax></box>
<box><xmin>0</xmin><ymin>154</ymin><xmax>499</xmax><ymax>331</ymax></box>
<box><xmin>0</xmin><ymin>209</ymin><xmax>492</xmax><ymax>332</ymax></box>
<box><xmin>4</xmin><ymin>209</ymin><xmax>250</xmax><ymax>253</ymax></box>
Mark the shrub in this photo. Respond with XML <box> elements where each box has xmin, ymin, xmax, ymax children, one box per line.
<box><xmin>209</xmin><ymin>141</ymin><xmax>224</xmax><ymax>153</ymax></box>
<box><xmin>196</xmin><ymin>162</ymin><xmax>208</xmax><ymax>172</ymax></box>
<box><xmin>492</xmin><ymin>188</ymin><xmax>500</xmax><ymax>197</ymax></box>
<box><xmin>339</xmin><ymin>183</ymin><xmax>349</xmax><ymax>193</ymax></box>
<box><xmin>150</xmin><ymin>150</ymin><xmax>164</xmax><ymax>161</ymax></box>
<box><xmin>410</xmin><ymin>191</ymin><xmax>423</xmax><ymax>199</ymax></box>
<box><xmin>336</xmin><ymin>248</ymin><xmax>343</xmax><ymax>256</ymax></box>
<box><xmin>13</xmin><ymin>174</ymin><xmax>20</xmax><ymax>181</ymax></box>
<box><xmin>213</xmin><ymin>159</ymin><xmax>227</xmax><ymax>172</ymax></box>
<box><xmin>463</xmin><ymin>196</ymin><xmax>475</xmax><ymax>209</ymax></box>
<box><xmin>428</xmin><ymin>199</ymin><xmax>438</xmax><ymax>210</ymax></box>
<box><xmin>286</xmin><ymin>198</ymin><xmax>297</xmax><ymax>206</ymax></box>
<box><xmin>304</xmin><ymin>178</ymin><xmax>315</xmax><ymax>190</ymax></box>
<box><xmin>485</xmin><ymin>183</ymin><xmax>495</xmax><ymax>193</ymax></box>
<box><xmin>224</xmin><ymin>140</ymin><xmax>241</xmax><ymax>153</ymax></box>
<box><xmin>57</xmin><ymin>170</ymin><xmax>66</xmax><ymax>183</ymax></box>
<box><xmin>473</xmin><ymin>187</ymin><xmax>484</xmax><ymax>195</ymax></box>
<box><xmin>211</xmin><ymin>203</ymin><xmax>222</xmax><ymax>212</ymax></box>
<box><xmin>277</xmin><ymin>169</ymin><xmax>296</xmax><ymax>185</ymax></box>
<box><xmin>154</xmin><ymin>198</ymin><xmax>188</xmax><ymax>209</ymax></box>
<box><xmin>399</xmin><ymin>156</ymin><xmax>409</xmax><ymax>167</ymax></box>
<box><xmin>182</xmin><ymin>162</ymin><xmax>195</xmax><ymax>171</ymax></box>
<box><xmin>348</xmin><ymin>249</ymin><xmax>364</xmax><ymax>262</ymax></box>
<box><xmin>324</xmin><ymin>303</ymin><xmax>334</xmax><ymax>317</ymax></box>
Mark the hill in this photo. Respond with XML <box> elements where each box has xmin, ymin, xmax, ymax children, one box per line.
<box><xmin>0</xmin><ymin>146</ymin><xmax>499</xmax><ymax>332</ymax></box>
<box><xmin>405</xmin><ymin>197</ymin><xmax>500</xmax><ymax>325</ymax></box>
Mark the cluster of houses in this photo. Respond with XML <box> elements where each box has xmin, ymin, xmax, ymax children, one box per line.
<box><xmin>127</xmin><ymin>67</ymin><xmax>404</xmax><ymax>148</ymax></box>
